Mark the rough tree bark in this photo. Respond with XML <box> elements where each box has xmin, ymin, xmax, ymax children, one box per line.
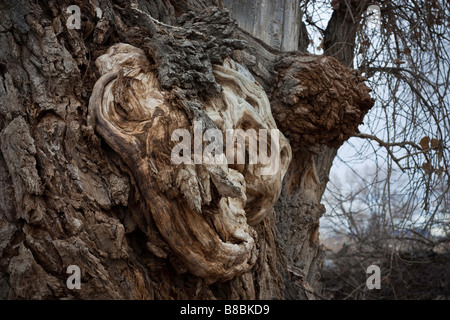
<box><xmin>0</xmin><ymin>0</ymin><xmax>373</xmax><ymax>299</ymax></box>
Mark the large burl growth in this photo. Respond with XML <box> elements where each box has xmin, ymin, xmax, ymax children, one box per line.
<box><xmin>0</xmin><ymin>0</ymin><xmax>374</xmax><ymax>299</ymax></box>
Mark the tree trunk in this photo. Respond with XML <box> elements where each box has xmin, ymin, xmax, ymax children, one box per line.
<box><xmin>0</xmin><ymin>0</ymin><xmax>373</xmax><ymax>299</ymax></box>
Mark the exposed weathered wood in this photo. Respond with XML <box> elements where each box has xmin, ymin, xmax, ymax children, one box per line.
<box><xmin>223</xmin><ymin>0</ymin><xmax>302</xmax><ymax>52</ymax></box>
<box><xmin>88</xmin><ymin>43</ymin><xmax>293</xmax><ymax>282</ymax></box>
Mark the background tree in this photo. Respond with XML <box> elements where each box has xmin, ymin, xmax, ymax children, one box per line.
<box><xmin>321</xmin><ymin>167</ymin><xmax>450</xmax><ymax>299</ymax></box>
<box><xmin>299</xmin><ymin>0</ymin><xmax>449</xmax><ymax>299</ymax></box>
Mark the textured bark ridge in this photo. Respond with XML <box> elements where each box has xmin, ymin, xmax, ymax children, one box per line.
<box><xmin>0</xmin><ymin>0</ymin><xmax>374</xmax><ymax>299</ymax></box>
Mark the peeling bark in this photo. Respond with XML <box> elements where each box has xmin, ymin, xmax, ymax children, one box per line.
<box><xmin>0</xmin><ymin>0</ymin><xmax>374</xmax><ymax>299</ymax></box>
